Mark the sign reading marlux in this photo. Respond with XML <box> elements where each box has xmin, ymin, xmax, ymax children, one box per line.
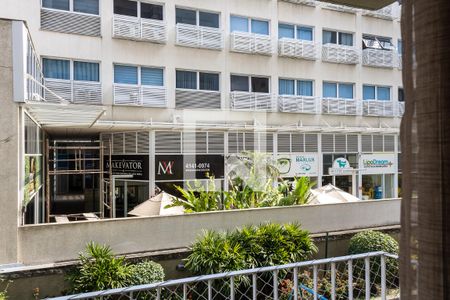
<box><xmin>361</xmin><ymin>154</ymin><xmax>396</xmax><ymax>174</ymax></box>
<box><xmin>277</xmin><ymin>153</ymin><xmax>319</xmax><ymax>177</ymax></box>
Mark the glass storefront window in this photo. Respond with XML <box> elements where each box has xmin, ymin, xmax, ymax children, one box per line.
<box><xmin>114</xmin><ymin>180</ymin><xmax>149</xmax><ymax>218</ymax></box>
<box><xmin>362</xmin><ymin>174</ymin><xmax>394</xmax><ymax>200</ymax></box>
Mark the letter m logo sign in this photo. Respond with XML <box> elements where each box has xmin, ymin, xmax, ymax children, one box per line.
<box><xmin>158</xmin><ymin>161</ymin><xmax>175</xmax><ymax>175</ymax></box>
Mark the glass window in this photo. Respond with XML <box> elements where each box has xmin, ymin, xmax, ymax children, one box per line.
<box><xmin>378</xmin><ymin>37</ymin><xmax>394</xmax><ymax>50</ymax></box>
<box><xmin>141</xmin><ymin>68</ymin><xmax>163</xmax><ymax>86</ymax></box>
<box><xmin>251</xmin><ymin>77</ymin><xmax>269</xmax><ymax>93</ymax></box>
<box><xmin>362</xmin><ymin>35</ymin><xmax>381</xmax><ymax>49</ymax></box>
<box><xmin>298</xmin><ymin>80</ymin><xmax>313</xmax><ymax>96</ymax></box>
<box><xmin>42</xmin><ymin>0</ymin><xmax>70</xmax><ymax>11</ymax></box>
<box><xmin>323</xmin><ymin>82</ymin><xmax>337</xmax><ymax>98</ymax></box>
<box><xmin>231</xmin><ymin>75</ymin><xmax>249</xmax><ymax>92</ymax></box>
<box><xmin>43</xmin><ymin>58</ymin><xmax>70</xmax><ymax>80</ymax></box>
<box><xmin>74</xmin><ymin>0</ymin><xmax>99</xmax><ymax>15</ymax></box>
<box><xmin>114</xmin><ymin>65</ymin><xmax>138</xmax><ymax>84</ymax></box>
<box><xmin>398</xmin><ymin>88</ymin><xmax>404</xmax><ymax>102</ymax></box>
<box><xmin>114</xmin><ymin>0</ymin><xmax>137</xmax><ymax>17</ymax></box>
<box><xmin>141</xmin><ymin>3</ymin><xmax>163</xmax><ymax>20</ymax></box>
<box><xmin>230</xmin><ymin>16</ymin><xmax>248</xmax><ymax>32</ymax></box>
<box><xmin>74</xmin><ymin>61</ymin><xmax>99</xmax><ymax>81</ymax></box>
<box><xmin>176</xmin><ymin>8</ymin><xmax>196</xmax><ymax>25</ymax></box>
<box><xmin>363</xmin><ymin>85</ymin><xmax>376</xmax><ymax>100</ymax></box>
<box><xmin>322</xmin><ymin>30</ymin><xmax>336</xmax><ymax>44</ymax></box>
<box><xmin>278</xmin><ymin>23</ymin><xmax>294</xmax><ymax>39</ymax></box>
<box><xmin>199</xmin><ymin>11</ymin><xmax>219</xmax><ymax>28</ymax></box>
<box><xmin>251</xmin><ymin>19</ymin><xmax>269</xmax><ymax>35</ymax></box>
<box><xmin>377</xmin><ymin>87</ymin><xmax>391</xmax><ymax>100</ymax></box>
<box><xmin>398</xmin><ymin>40</ymin><xmax>403</xmax><ymax>55</ymax></box>
<box><xmin>339</xmin><ymin>84</ymin><xmax>353</xmax><ymax>99</ymax></box>
<box><xmin>199</xmin><ymin>73</ymin><xmax>219</xmax><ymax>91</ymax></box>
<box><xmin>298</xmin><ymin>27</ymin><xmax>313</xmax><ymax>41</ymax></box>
<box><xmin>339</xmin><ymin>32</ymin><xmax>353</xmax><ymax>46</ymax></box>
<box><xmin>279</xmin><ymin>79</ymin><xmax>295</xmax><ymax>95</ymax></box>
<box><xmin>176</xmin><ymin>70</ymin><xmax>197</xmax><ymax>89</ymax></box>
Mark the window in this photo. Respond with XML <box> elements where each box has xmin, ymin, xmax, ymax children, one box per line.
<box><xmin>278</xmin><ymin>23</ymin><xmax>313</xmax><ymax>41</ymax></box>
<box><xmin>398</xmin><ymin>88</ymin><xmax>404</xmax><ymax>102</ymax></box>
<box><xmin>362</xmin><ymin>35</ymin><xmax>394</xmax><ymax>50</ymax></box>
<box><xmin>398</xmin><ymin>40</ymin><xmax>403</xmax><ymax>55</ymax></box>
<box><xmin>230</xmin><ymin>16</ymin><xmax>269</xmax><ymax>35</ymax></box>
<box><xmin>114</xmin><ymin>65</ymin><xmax>164</xmax><ymax>86</ymax></box>
<box><xmin>231</xmin><ymin>75</ymin><xmax>270</xmax><ymax>93</ymax></box>
<box><xmin>323</xmin><ymin>30</ymin><xmax>353</xmax><ymax>46</ymax></box>
<box><xmin>363</xmin><ymin>85</ymin><xmax>391</xmax><ymax>101</ymax></box>
<box><xmin>43</xmin><ymin>58</ymin><xmax>99</xmax><ymax>82</ymax></box>
<box><xmin>176</xmin><ymin>8</ymin><xmax>219</xmax><ymax>28</ymax></box>
<box><xmin>279</xmin><ymin>79</ymin><xmax>313</xmax><ymax>96</ymax></box>
<box><xmin>114</xmin><ymin>0</ymin><xmax>163</xmax><ymax>20</ymax></box>
<box><xmin>323</xmin><ymin>82</ymin><xmax>354</xmax><ymax>99</ymax></box>
<box><xmin>43</xmin><ymin>0</ymin><xmax>99</xmax><ymax>15</ymax></box>
<box><xmin>176</xmin><ymin>70</ymin><xmax>219</xmax><ymax>91</ymax></box>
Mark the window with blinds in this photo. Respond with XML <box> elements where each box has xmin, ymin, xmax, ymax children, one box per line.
<box><xmin>277</xmin><ymin>133</ymin><xmax>318</xmax><ymax>153</ymax></box>
<box><xmin>228</xmin><ymin>132</ymin><xmax>274</xmax><ymax>153</ymax></box>
<box><xmin>361</xmin><ymin>135</ymin><xmax>396</xmax><ymax>153</ymax></box>
<box><xmin>320</xmin><ymin>134</ymin><xmax>358</xmax><ymax>153</ymax></box>
<box><xmin>100</xmin><ymin>132</ymin><xmax>150</xmax><ymax>154</ymax></box>
<box><xmin>155</xmin><ymin>131</ymin><xmax>225</xmax><ymax>154</ymax></box>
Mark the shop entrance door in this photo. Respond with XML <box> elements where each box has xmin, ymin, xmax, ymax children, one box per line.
<box><xmin>113</xmin><ymin>180</ymin><xmax>150</xmax><ymax>218</ymax></box>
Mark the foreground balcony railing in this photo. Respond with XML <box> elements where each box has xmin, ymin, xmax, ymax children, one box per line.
<box><xmin>113</xmin><ymin>84</ymin><xmax>167</xmax><ymax>107</ymax></box>
<box><xmin>230</xmin><ymin>32</ymin><xmax>272</xmax><ymax>56</ymax></box>
<box><xmin>176</xmin><ymin>89</ymin><xmax>221</xmax><ymax>109</ymax></box>
<box><xmin>176</xmin><ymin>23</ymin><xmax>223</xmax><ymax>50</ymax></box>
<box><xmin>322</xmin><ymin>44</ymin><xmax>360</xmax><ymax>65</ymax></box>
<box><xmin>278</xmin><ymin>38</ymin><xmax>317</xmax><ymax>60</ymax></box>
<box><xmin>362</xmin><ymin>49</ymin><xmax>396</xmax><ymax>68</ymax></box>
<box><xmin>112</xmin><ymin>14</ymin><xmax>166</xmax><ymax>44</ymax></box>
<box><xmin>362</xmin><ymin>100</ymin><xmax>397</xmax><ymax>117</ymax></box>
<box><xmin>49</xmin><ymin>252</ymin><xmax>399</xmax><ymax>300</ymax></box>
<box><xmin>231</xmin><ymin>91</ymin><xmax>274</xmax><ymax>111</ymax></box>
<box><xmin>44</xmin><ymin>79</ymin><xmax>102</xmax><ymax>104</ymax></box>
<box><xmin>278</xmin><ymin>95</ymin><xmax>320</xmax><ymax>114</ymax></box>
<box><xmin>322</xmin><ymin>98</ymin><xmax>361</xmax><ymax>115</ymax></box>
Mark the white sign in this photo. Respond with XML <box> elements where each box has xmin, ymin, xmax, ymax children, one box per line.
<box><xmin>329</xmin><ymin>157</ymin><xmax>355</xmax><ymax>175</ymax></box>
<box><xmin>361</xmin><ymin>154</ymin><xmax>396</xmax><ymax>174</ymax></box>
<box><xmin>277</xmin><ymin>153</ymin><xmax>319</xmax><ymax>177</ymax></box>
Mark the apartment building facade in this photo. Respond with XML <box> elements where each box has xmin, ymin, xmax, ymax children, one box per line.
<box><xmin>0</xmin><ymin>0</ymin><xmax>402</xmax><ymax>236</ymax></box>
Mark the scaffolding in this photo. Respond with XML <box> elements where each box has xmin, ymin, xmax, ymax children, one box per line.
<box><xmin>45</xmin><ymin>139</ymin><xmax>112</xmax><ymax>223</ymax></box>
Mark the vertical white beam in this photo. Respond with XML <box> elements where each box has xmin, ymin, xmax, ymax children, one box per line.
<box><xmin>12</xmin><ymin>21</ymin><xmax>27</xmax><ymax>102</ymax></box>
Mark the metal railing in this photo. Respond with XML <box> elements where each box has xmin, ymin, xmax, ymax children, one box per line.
<box><xmin>278</xmin><ymin>38</ymin><xmax>318</xmax><ymax>60</ymax></box>
<box><xmin>322</xmin><ymin>44</ymin><xmax>360</xmax><ymax>65</ymax></box>
<box><xmin>231</xmin><ymin>91</ymin><xmax>274</xmax><ymax>111</ymax></box>
<box><xmin>362</xmin><ymin>100</ymin><xmax>397</xmax><ymax>117</ymax></box>
<box><xmin>112</xmin><ymin>14</ymin><xmax>167</xmax><ymax>44</ymax></box>
<box><xmin>47</xmin><ymin>251</ymin><xmax>399</xmax><ymax>300</ymax></box>
<box><xmin>322</xmin><ymin>3</ymin><xmax>358</xmax><ymax>14</ymax></box>
<box><xmin>113</xmin><ymin>84</ymin><xmax>167</xmax><ymax>107</ymax></box>
<box><xmin>279</xmin><ymin>0</ymin><xmax>317</xmax><ymax>6</ymax></box>
<box><xmin>278</xmin><ymin>95</ymin><xmax>320</xmax><ymax>114</ymax></box>
<box><xmin>176</xmin><ymin>23</ymin><xmax>223</xmax><ymax>50</ymax></box>
<box><xmin>230</xmin><ymin>32</ymin><xmax>273</xmax><ymax>55</ymax></box>
<box><xmin>175</xmin><ymin>89</ymin><xmax>221</xmax><ymax>109</ymax></box>
<box><xmin>44</xmin><ymin>79</ymin><xmax>102</xmax><ymax>104</ymax></box>
<box><xmin>362</xmin><ymin>49</ymin><xmax>396</xmax><ymax>69</ymax></box>
<box><xmin>322</xmin><ymin>98</ymin><xmax>361</xmax><ymax>115</ymax></box>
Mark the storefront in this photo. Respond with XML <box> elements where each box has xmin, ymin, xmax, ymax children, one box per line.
<box><xmin>277</xmin><ymin>153</ymin><xmax>319</xmax><ymax>184</ymax></box>
<box><xmin>322</xmin><ymin>154</ymin><xmax>358</xmax><ymax>195</ymax></box>
<box><xmin>360</xmin><ymin>154</ymin><xmax>397</xmax><ymax>200</ymax></box>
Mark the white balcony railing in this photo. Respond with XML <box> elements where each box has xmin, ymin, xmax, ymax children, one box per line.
<box><xmin>398</xmin><ymin>102</ymin><xmax>405</xmax><ymax>116</ymax></box>
<box><xmin>176</xmin><ymin>23</ymin><xmax>223</xmax><ymax>50</ymax></box>
<box><xmin>230</xmin><ymin>32</ymin><xmax>272</xmax><ymax>56</ymax></box>
<box><xmin>362</xmin><ymin>5</ymin><xmax>395</xmax><ymax>20</ymax></box>
<box><xmin>362</xmin><ymin>49</ymin><xmax>396</xmax><ymax>68</ymax></box>
<box><xmin>322</xmin><ymin>3</ymin><xmax>358</xmax><ymax>14</ymax></box>
<box><xmin>175</xmin><ymin>89</ymin><xmax>221</xmax><ymax>109</ymax></box>
<box><xmin>398</xmin><ymin>55</ymin><xmax>403</xmax><ymax>69</ymax></box>
<box><xmin>112</xmin><ymin>14</ymin><xmax>166</xmax><ymax>44</ymax></box>
<box><xmin>322</xmin><ymin>44</ymin><xmax>360</xmax><ymax>64</ymax></box>
<box><xmin>279</xmin><ymin>0</ymin><xmax>317</xmax><ymax>6</ymax></box>
<box><xmin>322</xmin><ymin>98</ymin><xmax>361</xmax><ymax>115</ymax></box>
<box><xmin>231</xmin><ymin>91</ymin><xmax>274</xmax><ymax>111</ymax></box>
<box><xmin>44</xmin><ymin>79</ymin><xmax>102</xmax><ymax>104</ymax></box>
<box><xmin>362</xmin><ymin>100</ymin><xmax>396</xmax><ymax>117</ymax></box>
<box><xmin>113</xmin><ymin>84</ymin><xmax>167</xmax><ymax>107</ymax></box>
<box><xmin>278</xmin><ymin>38</ymin><xmax>317</xmax><ymax>60</ymax></box>
<box><xmin>278</xmin><ymin>95</ymin><xmax>320</xmax><ymax>114</ymax></box>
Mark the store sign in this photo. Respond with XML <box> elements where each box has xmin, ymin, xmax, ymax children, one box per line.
<box><xmin>329</xmin><ymin>157</ymin><xmax>355</xmax><ymax>175</ymax></box>
<box><xmin>277</xmin><ymin>153</ymin><xmax>319</xmax><ymax>177</ymax></box>
<box><xmin>155</xmin><ymin>155</ymin><xmax>225</xmax><ymax>181</ymax></box>
<box><xmin>105</xmin><ymin>155</ymin><xmax>149</xmax><ymax>180</ymax></box>
<box><xmin>361</xmin><ymin>154</ymin><xmax>396</xmax><ymax>174</ymax></box>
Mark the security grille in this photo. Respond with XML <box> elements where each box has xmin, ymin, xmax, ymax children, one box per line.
<box><xmin>361</xmin><ymin>135</ymin><xmax>397</xmax><ymax>153</ymax></box>
<box><xmin>228</xmin><ymin>132</ymin><xmax>274</xmax><ymax>153</ymax></box>
<box><xmin>101</xmin><ymin>132</ymin><xmax>150</xmax><ymax>154</ymax></box>
<box><xmin>321</xmin><ymin>134</ymin><xmax>358</xmax><ymax>153</ymax></box>
<box><xmin>155</xmin><ymin>131</ymin><xmax>182</xmax><ymax>154</ymax></box>
<box><xmin>277</xmin><ymin>133</ymin><xmax>318</xmax><ymax>153</ymax></box>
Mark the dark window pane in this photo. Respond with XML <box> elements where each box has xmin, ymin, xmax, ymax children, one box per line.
<box><xmin>298</xmin><ymin>27</ymin><xmax>313</xmax><ymax>41</ymax></box>
<box><xmin>278</xmin><ymin>23</ymin><xmax>295</xmax><ymax>39</ymax></box>
<box><xmin>279</xmin><ymin>79</ymin><xmax>295</xmax><ymax>95</ymax></box>
<box><xmin>362</xmin><ymin>35</ymin><xmax>381</xmax><ymax>49</ymax></box>
<box><xmin>141</xmin><ymin>3</ymin><xmax>163</xmax><ymax>20</ymax></box>
<box><xmin>141</xmin><ymin>68</ymin><xmax>163</xmax><ymax>86</ymax></box>
<box><xmin>398</xmin><ymin>88</ymin><xmax>404</xmax><ymax>102</ymax></box>
<box><xmin>74</xmin><ymin>61</ymin><xmax>99</xmax><ymax>82</ymax></box>
<box><xmin>176</xmin><ymin>70</ymin><xmax>197</xmax><ymax>89</ymax></box>
<box><xmin>176</xmin><ymin>8</ymin><xmax>196</xmax><ymax>25</ymax></box>
<box><xmin>43</xmin><ymin>58</ymin><xmax>70</xmax><ymax>80</ymax></box>
<box><xmin>323</xmin><ymin>30</ymin><xmax>337</xmax><ymax>44</ymax></box>
<box><xmin>199</xmin><ymin>11</ymin><xmax>219</xmax><ymax>28</ymax></box>
<box><xmin>200</xmin><ymin>73</ymin><xmax>219</xmax><ymax>91</ymax></box>
<box><xmin>339</xmin><ymin>32</ymin><xmax>353</xmax><ymax>46</ymax></box>
<box><xmin>114</xmin><ymin>65</ymin><xmax>138</xmax><ymax>84</ymax></box>
<box><xmin>114</xmin><ymin>0</ymin><xmax>137</xmax><ymax>17</ymax></box>
<box><xmin>230</xmin><ymin>75</ymin><xmax>249</xmax><ymax>92</ymax></box>
<box><xmin>74</xmin><ymin>0</ymin><xmax>99</xmax><ymax>15</ymax></box>
<box><xmin>251</xmin><ymin>77</ymin><xmax>269</xmax><ymax>93</ymax></box>
<box><xmin>42</xmin><ymin>0</ymin><xmax>69</xmax><ymax>10</ymax></box>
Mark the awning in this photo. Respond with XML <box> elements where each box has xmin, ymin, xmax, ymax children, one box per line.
<box><xmin>24</xmin><ymin>102</ymin><xmax>106</xmax><ymax>128</ymax></box>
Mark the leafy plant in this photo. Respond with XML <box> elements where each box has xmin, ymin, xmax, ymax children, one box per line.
<box><xmin>277</xmin><ymin>177</ymin><xmax>316</xmax><ymax>206</ymax></box>
<box><xmin>0</xmin><ymin>277</ymin><xmax>10</xmax><ymax>300</ymax></box>
<box><xmin>128</xmin><ymin>261</ymin><xmax>165</xmax><ymax>285</ymax></box>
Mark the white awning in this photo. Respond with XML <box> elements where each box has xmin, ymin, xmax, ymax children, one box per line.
<box><xmin>24</xmin><ymin>102</ymin><xmax>106</xmax><ymax>128</ymax></box>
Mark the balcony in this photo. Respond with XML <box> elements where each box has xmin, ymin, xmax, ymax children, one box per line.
<box><xmin>230</xmin><ymin>91</ymin><xmax>274</xmax><ymax>111</ymax></box>
<box><xmin>398</xmin><ymin>55</ymin><xmax>403</xmax><ymax>69</ymax></box>
<box><xmin>362</xmin><ymin>4</ymin><xmax>395</xmax><ymax>20</ymax></box>
<box><xmin>41</xmin><ymin>8</ymin><xmax>101</xmax><ymax>37</ymax></box>
<box><xmin>230</xmin><ymin>32</ymin><xmax>272</xmax><ymax>56</ymax></box>
<box><xmin>112</xmin><ymin>15</ymin><xmax>166</xmax><ymax>44</ymax></box>
<box><xmin>279</xmin><ymin>0</ymin><xmax>316</xmax><ymax>6</ymax></box>
<box><xmin>113</xmin><ymin>84</ymin><xmax>166</xmax><ymax>107</ymax></box>
<box><xmin>322</xmin><ymin>98</ymin><xmax>360</xmax><ymax>115</ymax></box>
<box><xmin>176</xmin><ymin>23</ymin><xmax>223</xmax><ymax>50</ymax></box>
<box><xmin>176</xmin><ymin>89</ymin><xmax>221</xmax><ymax>109</ymax></box>
<box><xmin>362</xmin><ymin>100</ymin><xmax>396</xmax><ymax>117</ymax></box>
<box><xmin>278</xmin><ymin>38</ymin><xmax>317</xmax><ymax>60</ymax></box>
<box><xmin>322</xmin><ymin>44</ymin><xmax>360</xmax><ymax>64</ymax></box>
<box><xmin>362</xmin><ymin>49</ymin><xmax>396</xmax><ymax>68</ymax></box>
<box><xmin>278</xmin><ymin>95</ymin><xmax>319</xmax><ymax>114</ymax></box>
<box><xmin>398</xmin><ymin>102</ymin><xmax>405</xmax><ymax>116</ymax></box>
<box><xmin>322</xmin><ymin>3</ymin><xmax>358</xmax><ymax>14</ymax></box>
<box><xmin>44</xmin><ymin>79</ymin><xmax>102</xmax><ymax>104</ymax></box>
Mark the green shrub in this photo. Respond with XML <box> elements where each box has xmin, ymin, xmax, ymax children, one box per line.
<box><xmin>0</xmin><ymin>277</ymin><xmax>9</xmax><ymax>300</ymax></box>
<box><xmin>128</xmin><ymin>260</ymin><xmax>165</xmax><ymax>285</ymax></box>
